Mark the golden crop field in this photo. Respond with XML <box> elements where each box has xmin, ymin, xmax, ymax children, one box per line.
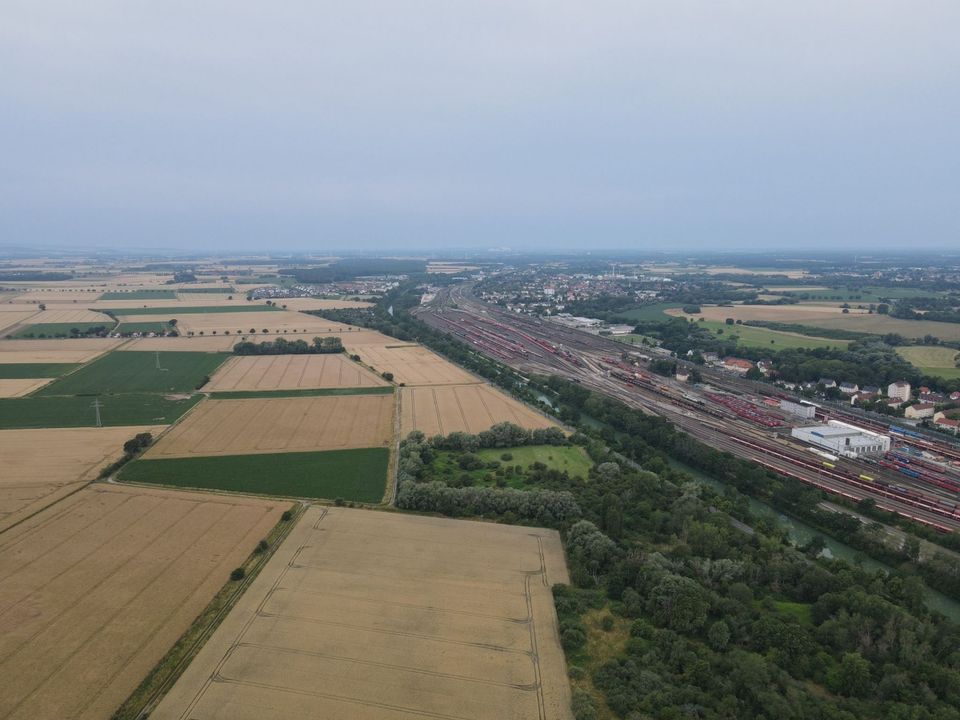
<box><xmin>400</xmin><ymin>383</ymin><xmax>556</xmax><ymax>436</ymax></box>
<box><xmin>347</xmin><ymin>343</ymin><xmax>478</xmax><ymax>385</ymax></box>
<box><xmin>169</xmin><ymin>311</ymin><xmax>349</xmax><ymax>336</ymax></box>
<box><xmin>0</xmin><ymin>378</ymin><xmax>54</xmax><ymax>398</ymax></box>
<box><xmin>0</xmin><ymin>310</ymin><xmax>41</xmax><ymax>335</ymax></box>
<box><xmin>145</xmin><ymin>395</ymin><xmax>394</xmax><ymax>458</ymax></box>
<box><xmin>205</xmin><ymin>354</ymin><xmax>387</xmax><ymax>391</ymax></box>
<box><xmin>23</xmin><ymin>308</ymin><xmax>114</xmax><ymax>324</ymax></box>
<box><xmin>0</xmin><ymin>484</ymin><xmax>284</xmax><ymax>720</ymax></box>
<box><xmin>150</xmin><ymin>506</ymin><xmax>572</xmax><ymax>720</ymax></box>
<box><xmin>0</xmin><ymin>338</ymin><xmax>122</xmax><ymax>364</ymax></box>
<box><xmin>0</xmin><ymin>426</ymin><xmax>166</xmax><ymax>532</ymax></box>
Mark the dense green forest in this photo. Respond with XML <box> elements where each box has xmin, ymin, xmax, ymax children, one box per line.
<box><xmin>398</xmin><ymin>425</ymin><xmax>960</xmax><ymax>719</ymax></box>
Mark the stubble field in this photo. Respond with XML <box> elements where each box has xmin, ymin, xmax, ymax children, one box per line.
<box><xmin>400</xmin><ymin>383</ymin><xmax>556</xmax><ymax>436</ymax></box>
<box><xmin>145</xmin><ymin>394</ymin><xmax>394</xmax><ymax>458</ymax></box>
<box><xmin>0</xmin><ymin>425</ymin><xmax>165</xmax><ymax>531</ymax></box>
<box><xmin>205</xmin><ymin>354</ymin><xmax>387</xmax><ymax>392</ymax></box>
<box><xmin>150</xmin><ymin>506</ymin><xmax>572</xmax><ymax>720</ymax></box>
<box><xmin>346</xmin><ymin>343</ymin><xmax>478</xmax><ymax>385</ymax></box>
<box><xmin>0</xmin><ymin>484</ymin><xmax>284</xmax><ymax>720</ymax></box>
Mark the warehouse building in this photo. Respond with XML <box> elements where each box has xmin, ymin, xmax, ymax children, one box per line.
<box><xmin>780</xmin><ymin>399</ymin><xmax>817</xmax><ymax>419</ymax></box>
<box><xmin>792</xmin><ymin>420</ymin><xmax>890</xmax><ymax>458</ymax></box>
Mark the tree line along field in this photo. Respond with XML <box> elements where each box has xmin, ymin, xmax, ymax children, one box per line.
<box><xmin>36</xmin><ymin>351</ymin><xmax>229</xmax><ymax>395</ymax></box>
<box><xmin>0</xmin><ymin>484</ymin><xmax>286</xmax><ymax>720</ymax></box>
<box><xmin>105</xmin><ymin>304</ymin><xmax>282</xmax><ymax>315</ymax></box>
<box><xmin>8</xmin><ymin>321</ymin><xmax>117</xmax><ymax>339</ymax></box>
<box><xmin>209</xmin><ymin>386</ymin><xmax>393</xmax><ymax>399</ymax></box>
<box><xmin>149</xmin><ymin>507</ymin><xmax>572</xmax><ymax>720</ymax></box>
<box><xmin>119</xmin><ymin>447</ymin><xmax>389</xmax><ymax>502</ymax></box>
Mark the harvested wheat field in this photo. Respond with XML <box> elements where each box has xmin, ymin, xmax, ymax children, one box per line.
<box><xmin>22</xmin><ymin>308</ymin><xmax>115</xmax><ymax>324</ymax></box>
<box><xmin>206</xmin><ymin>354</ymin><xmax>387</xmax><ymax>392</ymax></box>
<box><xmin>0</xmin><ymin>484</ymin><xmax>285</xmax><ymax>720</ymax></box>
<box><xmin>169</xmin><ymin>311</ymin><xmax>350</xmax><ymax>336</ymax></box>
<box><xmin>0</xmin><ymin>378</ymin><xmax>53</xmax><ymax>397</ymax></box>
<box><xmin>146</xmin><ymin>395</ymin><xmax>394</xmax><ymax>458</ymax></box>
<box><xmin>401</xmin><ymin>383</ymin><xmax>556</xmax><ymax>436</ymax></box>
<box><xmin>151</xmin><ymin>506</ymin><xmax>572</xmax><ymax>720</ymax></box>
<box><xmin>0</xmin><ymin>425</ymin><xmax>166</xmax><ymax>532</ymax></box>
<box><xmin>0</xmin><ymin>310</ymin><xmax>40</xmax><ymax>334</ymax></box>
<box><xmin>0</xmin><ymin>338</ymin><xmax>122</xmax><ymax>364</ymax></box>
<box><xmin>348</xmin><ymin>343</ymin><xmax>478</xmax><ymax>385</ymax></box>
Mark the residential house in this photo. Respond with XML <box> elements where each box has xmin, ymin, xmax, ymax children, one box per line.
<box><xmin>888</xmin><ymin>381</ymin><xmax>911</xmax><ymax>403</ymax></box>
<box><xmin>905</xmin><ymin>403</ymin><xmax>935</xmax><ymax>420</ymax></box>
<box><xmin>839</xmin><ymin>382</ymin><xmax>859</xmax><ymax>394</ymax></box>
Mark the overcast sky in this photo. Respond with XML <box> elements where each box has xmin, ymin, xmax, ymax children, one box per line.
<box><xmin>2</xmin><ymin>1</ymin><xmax>958</xmax><ymax>253</ymax></box>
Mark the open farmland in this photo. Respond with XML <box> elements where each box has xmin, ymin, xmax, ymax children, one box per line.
<box><xmin>0</xmin><ymin>425</ymin><xmax>164</xmax><ymax>531</ymax></box>
<box><xmin>0</xmin><ymin>393</ymin><xmax>203</xmax><ymax>429</ymax></box>
<box><xmin>347</xmin><ymin>342</ymin><xmax>478</xmax><ymax>385</ymax></box>
<box><xmin>150</xmin><ymin>506</ymin><xmax>572</xmax><ymax>720</ymax></box>
<box><xmin>170</xmin><ymin>311</ymin><xmax>348</xmax><ymax>336</ymax></box>
<box><xmin>896</xmin><ymin>345</ymin><xmax>960</xmax><ymax>380</ymax></box>
<box><xmin>105</xmin><ymin>304</ymin><xmax>283</xmax><ymax>315</ymax></box>
<box><xmin>0</xmin><ymin>310</ymin><xmax>42</xmax><ymax>335</ymax></box>
<box><xmin>400</xmin><ymin>383</ymin><xmax>556</xmax><ymax>436</ymax></box>
<box><xmin>145</xmin><ymin>394</ymin><xmax>394</xmax><ymax>458</ymax></box>
<box><xmin>21</xmin><ymin>308</ymin><xmax>114</xmax><ymax>324</ymax></box>
<box><xmin>669</xmin><ymin>305</ymin><xmax>960</xmax><ymax>341</ymax></box>
<box><xmin>0</xmin><ymin>362</ymin><xmax>78</xmax><ymax>378</ymax></box>
<box><xmin>120</xmin><ymin>448</ymin><xmax>388</xmax><ymax>502</ymax></box>
<box><xmin>0</xmin><ymin>338</ymin><xmax>121</xmax><ymax>364</ymax></box>
<box><xmin>0</xmin><ymin>379</ymin><xmax>53</xmax><ymax>397</ymax></box>
<box><xmin>37</xmin><ymin>351</ymin><xmax>229</xmax><ymax>395</ymax></box>
<box><xmin>9</xmin><ymin>321</ymin><xmax>116</xmax><ymax>339</ymax></box>
<box><xmin>205</xmin><ymin>353</ymin><xmax>387</xmax><ymax>391</ymax></box>
<box><xmin>0</xmin><ymin>484</ymin><xmax>284</xmax><ymax>720</ymax></box>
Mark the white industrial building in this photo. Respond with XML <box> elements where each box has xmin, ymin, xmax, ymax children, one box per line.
<box><xmin>792</xmin><ymin>420</ymin><xmax>890</xmax><ymax>458</ymax></box>
<box><xmin>780</xmin><ymin>399</ymin><xmax>817</xmax><ymax>419</ymax></box>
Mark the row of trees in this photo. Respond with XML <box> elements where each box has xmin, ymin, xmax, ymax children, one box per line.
<box><xmin>232</xmin><ymin>336</ymin><xmax>343</xmax><ymax>355</ymax></box>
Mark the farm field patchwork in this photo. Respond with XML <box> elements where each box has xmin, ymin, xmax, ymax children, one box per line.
<box><xmin>149</xmin><ymin>506</ymin><xmax>572</xmax><ymax>720</ymax></box>
<box><xmin>896</xmin><ymin>346</ymin><xmax>960</xmax><ymax>380</ymax></box>
<box><xmin>120</xmin><ymin>448</ymin><xmax>389</xmax><ymax>501</ymax></box>
<box><xmin>205</xmin><ymin>353</ymin><xmax>388</xmax><ymax>391</ymax></box>
<box><xmin>37</xmin><ymin>351</ymin><xmax>229</xmax><ymax>395</ymax></box>
<box><xmin>0</xmin><ymin>393</ymin><xmax>203</xmax><ymax>429</ymax></box>
<box><xmin>400</xmin><ymin>383</ymin><xmax>556</xmax><ymax>436</ymax></box>
<box><xmin>0</xmin><ymin>425</ymin><xmax>165</xmax><ymax>531</ymax></box>
<box><xmin>347</xmin><ymin>342</ymin><xmax>478</xmax><ymax>385</ymax></box>
<box><xmin>0</xmin><ymin>310</ymin><xmax>43</xmax><ymax>335</ymax></box>
<box><xmin>145</xmin><ymin>394</ymin><xmax>394</xmax><ymax>458</ymax></box>
<box><xmin>0</xmin><ymin>484</ymin><xmax>285</xmax><ymax>720</ymax></box>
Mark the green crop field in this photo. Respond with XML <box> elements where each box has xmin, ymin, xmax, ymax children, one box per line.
<box><xmin>698</xmin><ymin>320</ymin><xmax>849</xmax><ymax>351</ymax></box>
<box><xmin>896</xmin><ymin>346</ymin><xmax>960</xmax><ymax>380</ymax></box>
<box><xmin>106</xmin><ymin>305</ymin><xmax>282</xmax><ymax>316</ymax></box>
<box><xmin>433</xmin><ymin>444</ymin><xmax>593</xmax><ymax>489</ymax></box>
<box><xmin>8</xmin><ymin>321</ymin><xmax>116</xmax><ymax>339</ymax></box>
<box><xmin>99</xmin><ymin>290</ymin><xmax>177</xmax><ymax>300</ymax></box>
<box><xmin>617</xmin><ymin>303</ymin><xmax>683</xmax><ymax>322</ymax></box>
<box><xmin>0</xmin><ymin>363</ymin><xmax>79</xmax><ymax>379</ymax></box>
<box><xmin>0</xmin><ymin>393</ymin><xmax>203</xmax><ymax>428</ymax></box>
<box><xmin>118</xmin><ymin>448</ymin><xmax>389</xmax><ymax>502</ymax></box>
<box><xmin>115</xmin><ymin>322</ymin><xmax>179</xmax><ymax>335</ymax></box>
<box><xmin>209</xmin><ymin>386</ymin><xmax>394</xmax><ymax>399</ymax></box>
<box><xmin>37</xmin><ymin>351</ymin><xmax>229</xmax><ymax>395</ymax></box>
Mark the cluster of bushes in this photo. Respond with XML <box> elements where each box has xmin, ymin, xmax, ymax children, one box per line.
<box><xmin>233</xmin><ymin>336</ymin><xmax>343</xmax><ymax>355</ymax></box>
<box><xmin>100</xmin><ymin>432</ymin><xmax>153</xmax><ymax>478</ymax></box>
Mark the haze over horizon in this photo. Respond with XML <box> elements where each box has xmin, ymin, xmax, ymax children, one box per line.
<box><xmin>3</xmin><ymin>1</ymin><xmax>958</xmax><ymax>252</ymax></box>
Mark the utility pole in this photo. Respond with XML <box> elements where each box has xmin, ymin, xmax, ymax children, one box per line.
<box><xmin>91</xmin><ymin>399</ymin><xmax>103</xmax><ymax>427</ymax></box>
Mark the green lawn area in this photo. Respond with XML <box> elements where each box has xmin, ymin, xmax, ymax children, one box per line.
<box><xmin>616</xmin><ymin>302</ymin><xmax>683</xmax><ymax>322</ymax></box>
<box><xmin>118</xmin><ymin>448</ymin><xmax>389</xmax><ymax>502</ymax></box>
<box><xmin>7</xmin><ymin>321</ymin><xmax>116</xmax><ymax>339</ymax></box>
<box><xmin>896</xmin><ymin>345</ymin><xmax>960</xmax><ymax>380</ymax></box>
<box><xmin>99</xmin><ymin>290</ymin><xmax>177</xmax><ymax>300</ymax></box>
<box><xmin>698</xmin><ymin>320</ymin><xmax>849</xmax><ymax>351</ymax></box>
<box><xmin>209</xmin><ymin>386</ymin><xmax>394</xmax><ymax>399</ymax></box>
<box><xmin>0</xmin><ymin>363</ymin><xmax>79</xmax><ymax>379</ymax></box>
<box><xmin>37</xmin><ymin>351</ymin><xmax>229</xmax><ymax>395</ymax></box>
<box><xmin>106</xmin><ymin>305</ymin><xmax>282</xmax><ymax>316</ymax></box>
<box><xmin>0</xmin><ymin>393</ymin><xmax>203</xmax><ymax>428</ymax></box>
<box><xmin>432</xmin><ymin>444</ymin><xmax>593</xmax><ymax>488</ymax></box>
<box><xmin>771</xmin><ymin>600</ymin><xmax>814</xmax><ymax>625</ymax></box>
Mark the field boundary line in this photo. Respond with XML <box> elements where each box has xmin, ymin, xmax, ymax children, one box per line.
<box><xmin>111</xmin><ymin>501</ymin><xmax>304</xmax><ymax>720</ymax></box>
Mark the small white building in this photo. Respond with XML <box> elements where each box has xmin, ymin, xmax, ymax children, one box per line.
<box><xmin>780</xmin><ymin>399</ymin><xmax>817</xmax><ymax>419</ymax></box>
<box><xmin>888</xmin><ymin>381</ymin><xmax>911</xmax><ymax>402</ymax></box>
<box><xmin>792</xmin><ymin>420</ymin><xmax>890</xmax><ymax>458</ymax></box>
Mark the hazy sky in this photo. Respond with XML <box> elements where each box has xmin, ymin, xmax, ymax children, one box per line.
<box><xmin>2</xmin><ymin>1</ymin><xmax>958</xmax><ymax>253</ymax></box>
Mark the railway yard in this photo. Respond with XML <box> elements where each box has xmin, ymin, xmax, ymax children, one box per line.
<box><xmin>414</xmin><ymin>284</ymin><xmax>960</xmax><ymax>533</ymax></box>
